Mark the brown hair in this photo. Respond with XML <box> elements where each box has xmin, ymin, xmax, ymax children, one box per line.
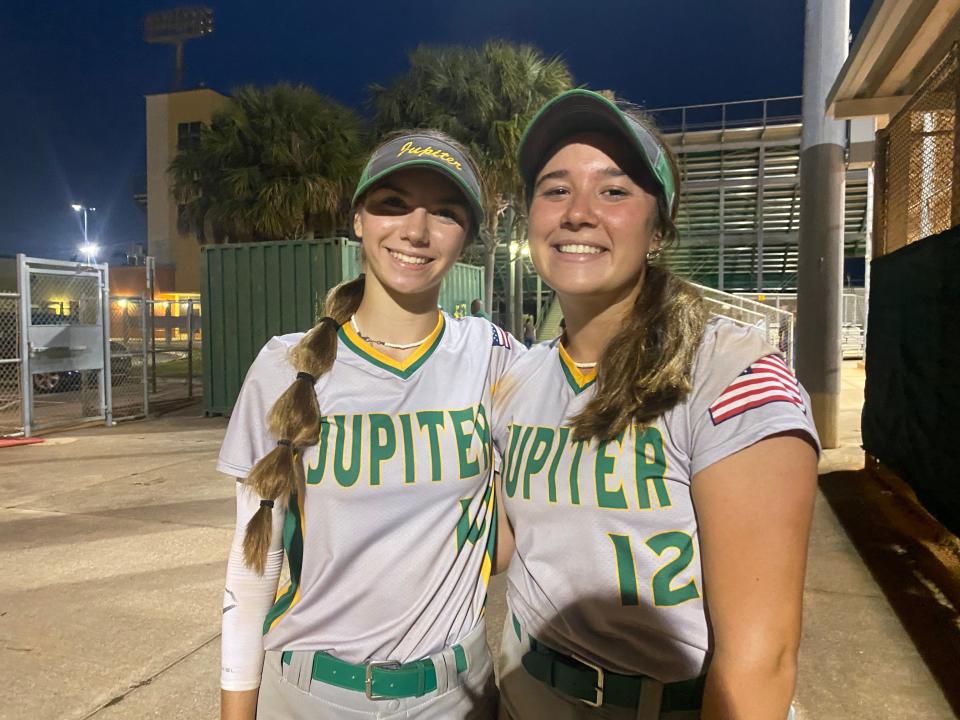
<box><xmin>241</xmin><ymin>129</ymin><xmax>481</xmax><ymax>574</ymax></box>
<box><xmin>567</xmin><ymin>106</ymin><xmax>708</xmax><ymax>443</ymax></box>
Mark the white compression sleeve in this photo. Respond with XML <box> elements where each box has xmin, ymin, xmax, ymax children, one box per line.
<box><xmin>220</xmin><ymin>481</ymin><xmax>285</xmax><ymax>691</ymax></box>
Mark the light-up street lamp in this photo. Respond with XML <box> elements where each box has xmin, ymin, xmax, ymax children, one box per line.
<box><xmin>71</xmin><ymin>203</ymin><xmax>97</xmax><ymax>262</ymax></box>
<box><xmin>79</xmin><ymin>242</ymin><xmax>100</xmax><ymax>264</ymax></box>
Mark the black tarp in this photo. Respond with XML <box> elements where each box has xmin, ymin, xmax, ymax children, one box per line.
<box><xmin>862</xmin><ymin>226</ymin><xmax>960</xmax><ymax>535</ymax></box>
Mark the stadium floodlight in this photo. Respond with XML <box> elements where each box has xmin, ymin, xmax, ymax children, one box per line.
<box><xmin>71</xmin><ymin>203</ymin><xmax>96</xmax><ymax>248</ymax></box>
<box><xmin>79</xmin><ymin>243</ymin><xmax>100</xmax><ymax>264</ymax></box>
<box><xmin>144</xmin><ymin>6</ymin><xmax>214</xmax><ymax>91</ymax></box>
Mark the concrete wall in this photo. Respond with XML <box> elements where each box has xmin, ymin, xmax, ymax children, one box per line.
<box><xmin>145</xmin><ymin>88</ymin><xmax>230</xmax><ymax>294</ymax></box>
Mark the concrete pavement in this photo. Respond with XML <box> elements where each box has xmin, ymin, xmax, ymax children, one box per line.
<box><xmin>0</xmin><ymin>362</ymin><xmax>954</xmax><ymax>719</ymax></box>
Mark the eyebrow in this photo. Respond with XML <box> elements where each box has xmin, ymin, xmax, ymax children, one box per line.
<box><xmin>600</xmin><ymin>167</ymin><xmax>627</xmax><ymax>178</ymax></box>
<box><xmin>535</xmin><ymin>166</ymin><xmax>628</xmax><ymax>189</ymax></box>
<box><xmin>534</xmin><ymin>169</ymin><xmax>568</xmax><ymax>189</ymax></box>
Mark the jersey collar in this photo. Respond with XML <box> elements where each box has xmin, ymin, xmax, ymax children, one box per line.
<box><xmin>558</xmin><ymin>342</ymin><xmax>597</xmax><ymax>394</ymax></box>
<box><xmin>339</xmin><ymin>312</ymin><xmax>446</xmax><ymax>380</ymax></box>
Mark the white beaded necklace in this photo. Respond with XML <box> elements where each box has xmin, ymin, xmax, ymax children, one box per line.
<box><xmin>350</xmin><ymin>315</ymin><xmax>434</xmax><ymax>350</ymax></box>
<box><xmin>561</xmin><ymin>333</ymin><xmax>598</xmax><ymax>369</ymax></box>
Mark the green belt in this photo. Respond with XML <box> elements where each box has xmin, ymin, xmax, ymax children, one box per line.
<box><xmin>519</xmin><ymin>624</ymin><xmax>704</xmax><ymax>711</ymax></box>
<box><xmin>281</xmin><ymin>645</ymin><xmax>467</xmax><ymax>700</ymax></box>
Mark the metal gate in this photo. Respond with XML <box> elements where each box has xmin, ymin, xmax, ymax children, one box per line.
<box><xmin>17</xmin><ymin>255</ymin><xmax>111</xmax><ymax>435</ymax></box>
<box><xmin>0</xmin><ymin>292</ymin><xmax>22</xmax><ymax>436</ymax></box>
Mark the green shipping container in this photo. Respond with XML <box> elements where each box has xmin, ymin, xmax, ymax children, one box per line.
<box><xmin>201</xmin><ymin>237</ymin><xmax>483</xmax><ymax>415</ymax></box>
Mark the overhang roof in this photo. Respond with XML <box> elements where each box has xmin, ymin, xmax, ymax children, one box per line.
<box><xmin>827</xmin><ymin>0</ymin><xmax>960</xmax><ymax>118</ymax></box>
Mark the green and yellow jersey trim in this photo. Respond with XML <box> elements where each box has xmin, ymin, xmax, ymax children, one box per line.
<box><xmin>558</xmin><ymin>343</ymin><xmax>597</xmax><ymax>394</ymax></box>
<box><xmin>263</xmin><ymin>490</ymin><xmax>305</xmax><ymax>634</ymax></box>
<box><xmin>339</xmin><ymin>312</ymin><xmax>446</xmax><ymax>379</ymax></box>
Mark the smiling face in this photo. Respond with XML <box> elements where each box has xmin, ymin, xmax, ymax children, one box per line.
<box><xmin>528</xmin><ymin>133</ymin><xmax>662</xmax><ymax>303</ymax></box>
<box><xmin>353</xmin><ymin>167</ymin><xmax>470</xmax><ymax>301</ymax></box>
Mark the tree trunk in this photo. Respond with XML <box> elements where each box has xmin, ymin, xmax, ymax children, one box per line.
<box><xmin>484</xmin><ymin>244</ymin><xmax>496</xmax><ymax>319</ymax></box>
<box><xmin>502</xmin><ymin>206</ymin><xmax>516</xmax><ymax>333</ymax></box>
<box><xmin>513</xmin><ymin>218</ymin><xmax>525</xmax><ymax>337</ymax></box>
<box><xmin>483</xmin><ymin>210</ymin><xmax>499</xmax><ymax>319</ymax></box>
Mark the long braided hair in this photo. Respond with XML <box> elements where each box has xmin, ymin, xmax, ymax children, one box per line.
<box><xmin>241</xmin><ymin>129</ymin><xmax>481</xmax><ymax>574</ymax></box>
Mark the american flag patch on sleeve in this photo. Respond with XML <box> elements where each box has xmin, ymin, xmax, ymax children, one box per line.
<box><xmin>491</xmin><ymin>324</ymin><xmax>512</xmax><ymax>349</ymax></box>
<box><xmin>709</xmin><ymin>355</ymin><xmax>804</xmax><ymax>425</ymax></box>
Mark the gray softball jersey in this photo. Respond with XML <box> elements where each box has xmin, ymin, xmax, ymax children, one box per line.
<box><xmin>491</xmin><ymin>318</ymin><xmax>820</xmax><ymax>683</ymax></box>
<box><xmin>218</xmin><ymin>313</ymin><xmax>523</xmax><ymax>665</ymax></box>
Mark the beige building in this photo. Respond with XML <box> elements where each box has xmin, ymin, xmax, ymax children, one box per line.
<box><xmin>145</xmin><ymin>88</ymin><xmax>230</xmax><ymax>292</ymax></box>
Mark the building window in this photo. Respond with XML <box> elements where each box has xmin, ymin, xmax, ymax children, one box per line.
<box><xmin>177</xmin><ymin>121</ymin><xmax>202</xmax><ymax>150</ymax></box>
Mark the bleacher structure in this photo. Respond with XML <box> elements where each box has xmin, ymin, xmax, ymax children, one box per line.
<box><xmin>650</xmin><ymin>96</ymin><xmax>868</xmax><ymax>291</ymax></box>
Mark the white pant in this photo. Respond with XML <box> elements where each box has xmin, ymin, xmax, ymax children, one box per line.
<box><xmin>497</xmin><ymin>613</ymin><xmax>797</xmax><ymax>720</ymax></box>
<box><xmin>258</xmin><ymin>620</ymin><xmax>496</xmax><ymax>719</ymax></box>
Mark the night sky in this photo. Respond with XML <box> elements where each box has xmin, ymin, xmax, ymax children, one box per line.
<box><xmin>0</xmin><ymin>0</ymin><xmax>873</xmax><ymax>262</ymax></box>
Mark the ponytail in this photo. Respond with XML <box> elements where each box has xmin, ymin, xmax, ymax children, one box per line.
<box><xmin>569</xmin><ymin>265</ymin><xmax>707</xmax><ymax>444</ymax></box>
<box><xmin>241</xmin><ymin>274</ymin><xmax>366</xmax><ymax>573</ymax></box>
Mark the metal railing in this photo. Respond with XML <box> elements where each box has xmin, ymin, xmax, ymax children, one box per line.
<box><xmin>694</xmin><ymin>283</ymin><xmax>796</xmax><ymax>367</ymax></box>
<box><xmin>649</xmin><ymin>96</ymin><xmax>803</xmax><ymax>134</ymax></box>
<box><xmin>737</xmin><ymin>291</ymin><xmax>866</xmax><ymax>359</ymax></box>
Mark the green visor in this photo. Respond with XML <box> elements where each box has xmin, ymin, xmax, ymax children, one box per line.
<box><xmin>353</xmin><ymin>135</ymin><xmax>485</xmax><ymax>234</ymax></box>
<box><xmin>518</xmin><ymin>89</ymin><xmax>676</xmax><ymax>213</ymax></box>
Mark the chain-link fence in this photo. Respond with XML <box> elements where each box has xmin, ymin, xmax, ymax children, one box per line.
<box><xmin>110</xmin><ymin>297</ymin><xmax>147</xmax><ymax>420</ymax></box>
<box><xmin>0</xmin><ymin>293</ymin><xmax>22</xmax><ymax>436</ymax></box>
<box><xmin>147</xmin><ymin>298</ymin><xmax>201</xmax><ymax>406</ymax></box>
<box><xmin>107</xmin><ymin>297</ymin><xmax>202</xmax><ymax>414</ymax></box>
<box><xmin>875</xmin><ymin>43</ymin><xmax>960</xmax><ymax>257</ymax></box>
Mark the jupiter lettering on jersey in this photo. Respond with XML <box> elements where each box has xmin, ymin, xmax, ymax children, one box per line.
<box><xmin>306</xmin><ymin>403</ymin><xmax>493</xmax><ymax>486</ymax></box>
<box><xmin>501</xmin><ymin>421</ymin><xmax>672</xmax><ymax>511</ymax></box>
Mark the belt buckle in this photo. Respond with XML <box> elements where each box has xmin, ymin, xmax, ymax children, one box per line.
<box><xmin>364</xmin><ymin>659</ymin><xmax>401</xmax><ymax>700</ymax></box>
<box><xmin>571</xmin><ymin>653</ymin><xmax>604</xmax><ymax>707</ymax></box>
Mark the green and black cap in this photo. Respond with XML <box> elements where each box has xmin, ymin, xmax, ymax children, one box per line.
<box><xmin>353</xmin><ymin>134</ymin><xmax>485</xmax><ymax>234</ymax></box>
<box><xmin>518</xmin><ymin>89</ymin><xmax>676</xmax><ymax>213</ymax></box>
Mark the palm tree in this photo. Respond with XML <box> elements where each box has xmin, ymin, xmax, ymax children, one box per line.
<box><xmin>171</xmin><ymin>83</ymin><xmax>366</xmax><ymax>243</ymax></box>
<box><xmin>370</xmin><ymin>42</ymin><xmax>573</xmax><ymax>312</ymax></box>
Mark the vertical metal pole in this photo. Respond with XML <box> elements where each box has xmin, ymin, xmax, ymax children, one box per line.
<box><xmin>101</xmin><ymin>264</ymin><xmax>113</xmax><ymax>426</ymax></box>
<box><xmin>16</xmin><ymin>255</ymin><xmax>32</xmax><ymax>437</ymax></box>
<box><xmin>187</xmin><ymin>299</ymin><xmax>194</xmax><ymax>399</ymax></box>
<box><xmin>147</xmin><ymin>257</ymin><xmax>157</xmax><ymax>394</ymax></box>
<box><xmin>140</xmin><ymin>296</ymin><xmax>149</xmax><ymax>416</ymax></box>
<box><xmin>756</xmin><ymin>145</ymin><xmax>766</xmax><ymax>291</ymax></box>
<box><xmin>952</xmin><ymin>44</ymin><xmax>960</xmax><ymax>226</ymax></box>
<box><xmin>796</xmin><ymin>0</ymin><xmax>849</xmax><ymax>449</ymax></box>
<box><xmin>175</xmin><ymin>42</ymin><xmax>184</xmax><ymax>91</ymax></box>
<box><xmin>718</xmin><ymin>163</ymin><xmax>726</xmax><ymax>290</ymax></box>
<box><xmin>535</xmin><ymin>274</ymin><xmax>542</xmax><ymax>326</ymax></box>
<box><xmin>862</xmin><ymin>166</ymin><xmax>874</xmax><ymax>359</ymax></box>
<box><xmin>513</xmin><ymin>238</ymin><xmax>524</xmax><ymax>340</ymax></box>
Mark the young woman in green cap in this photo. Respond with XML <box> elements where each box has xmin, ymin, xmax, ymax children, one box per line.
<box><xmin>218</xmin><ymin>130</ymin><xmax>522</xmax><ymax>720</ymax></box>
<box><xmin>492</xmin><ymin>90</ymin><xmax>819</xmax><ymax>720</ymax></box>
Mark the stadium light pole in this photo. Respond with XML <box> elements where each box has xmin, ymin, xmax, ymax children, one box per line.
<box><xmin>71</xmin><ymin>203</ymin><xmax>96</xmax><ymax>249</ymax></box>
<box><xmin>144</xmin><ymin>6</ymin><xmax>214</xmax><ymax>91</ymax></box>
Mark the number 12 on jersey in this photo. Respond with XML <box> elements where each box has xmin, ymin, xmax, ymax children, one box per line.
<box><xmin>608</xmin><ymin>531</ymin><xmax>701</xmax><ymax>607</ymax></box>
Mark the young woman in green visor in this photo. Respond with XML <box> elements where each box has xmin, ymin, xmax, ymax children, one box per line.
<box><xmin>218</xmin><ymin>130</ymin><xmax>522</xmax><ymax>720</ymax></box>
<box><xmin>492</xmin><ymin>90</ymin><xmax>820</xmax><ymax>720</ymax></box>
